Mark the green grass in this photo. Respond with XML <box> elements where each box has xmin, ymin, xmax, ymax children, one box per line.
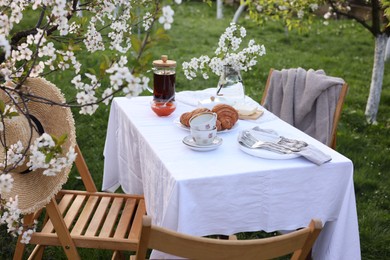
<box><xmin>1</xmin><ymin>1</ymin><xmax>390</xmax><ymax>259</ymax></box>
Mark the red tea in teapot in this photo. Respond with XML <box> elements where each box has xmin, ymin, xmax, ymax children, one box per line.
<box><xmin>152</xmin><ymin>55</ymin><xmax>176</xmax><ymax>102</ymax></box>
<box><xmin>153</xmin><ymin>70</ymin><xmax>175</xmax><ymax>101</ymax></box>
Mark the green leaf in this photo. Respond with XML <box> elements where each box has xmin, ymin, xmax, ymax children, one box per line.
<box><xmin>130</xmin><ymin>35</ymin><xmax>142</xmax><ymax>54</ymax></box>
<box><xmin>204</xmin><ymin>0</ymin><xmax>212</xmax><ymax>7</ymax></box>
<box><xmin>51</xmin><ymin>135</ymin><xmax>58</xmax><ymax>144</ymax></box>
<box><xmin>99</xmin><ymin>61</ymin><xmax>109</xmax><ymax>76</ymax></box>
<box><xmin>57</xmin><ymin>134</ymin><xmax>68</xmax><ymax>146</ymax></box>
<box><xmin>7</xmin><ymin>112</ymin><xmax>19</xmax><ymax>118</ymax></box>
<box><xmin>103</xmin><ymin>55</ymin><xmax>111</xmax><ymax>67</ymax></box>
<box><xmin>87</xmin><ymin>68</ymin><xmax>96</xmax><ymax>75</ymax></box>
<box><xmin>0</xmin><ymin>100</ymin><xmax>5</xmax><ymax>113</ymax></box>
<box><xmin>45</xmin><ymin>153</ymin><xmax>53</xmax><ymax>164</ymax></box>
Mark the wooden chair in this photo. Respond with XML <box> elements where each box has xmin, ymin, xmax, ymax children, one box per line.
<box><xmin>13</xmin><ymin>144</ymin><xmax>147</xmax><ymax>260</ymax></box>
<box><xmin>133</xmin><ymin>216</ymin><xmax>323</xmax><ymax>260</ymax></box>
<box><xmin>261</xmin><ymin>68</ymin><xmax>348</xmax><ymax>149</ymax></box>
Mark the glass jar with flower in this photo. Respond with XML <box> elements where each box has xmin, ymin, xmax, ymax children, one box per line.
<box><xmin>182</xmin><ymin>23</ymin><xmax>266</xmax><ymax>102</ymax></box>
<box><xmin>216</xmin><ymin>64</ymin><xmax>245</xmax><ymax>100</ymax></box>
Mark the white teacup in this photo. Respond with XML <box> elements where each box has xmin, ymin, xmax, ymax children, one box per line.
<box><xmin>189</xmin><ymin>112</ymin><xmax>217</xmax><ymax>131</ymax></box>
<box><xmin>190</xmin><ymin>127</ymin><xmax>217</xmax><ymax>146</ymax></box>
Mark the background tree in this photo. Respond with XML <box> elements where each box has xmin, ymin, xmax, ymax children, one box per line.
<box><xmin>235</xmin><ymin>0</ymin><xmax>389</xmax><ymax>124</ymax></box>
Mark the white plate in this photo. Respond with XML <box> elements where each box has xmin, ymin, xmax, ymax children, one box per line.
<box><xmin>238</xmin><ymin>142</ymin><xmax>300</xmax><ymax>159</ymax></box>
<box><xmin>174</xmin><ymin>117</ymin><xmax>239</xmax><ymax>133</ymax></box>
<box><xmin>183</xmin><ymin>135</ymin><xmax>223</xmax><ymax>151</ymax></box>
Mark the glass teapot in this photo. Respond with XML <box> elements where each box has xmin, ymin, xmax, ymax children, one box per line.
<box><xmin>149</xmin><ymin>55</ymin><xmax>177</xmax><ymax>116</ymax></box>
<box><xmin>151</xmin><ymin>55</ymin><xmax>176</xmax><ymax>102</ymax></box>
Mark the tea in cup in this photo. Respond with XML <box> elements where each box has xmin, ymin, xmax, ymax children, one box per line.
<box><xmin>189</xmin><ymin>112</ymin><xmax>217</xmax><ymax>131</ymax></box>
<box><xmin>190</xmin><ymin>127</ymin><xmax>217</xmax><ymax>146</ymax></box>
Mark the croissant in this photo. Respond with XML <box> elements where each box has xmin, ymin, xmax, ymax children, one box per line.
<box><xmin>180</xmin><ymin>108</ymin><xmax>210</xmax><ymax>127</ymax></box>
<box><xmin>212</xmin><ymin>104</ymin><xmax>239</xmax><ymax>130</ymax></box>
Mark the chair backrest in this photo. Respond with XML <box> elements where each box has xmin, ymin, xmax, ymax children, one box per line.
<box><xmin>261</xmin><ymin>68</ymin><xmax>348</xmax><ymax>149</ymax></box>
<box><xmin>134</xmin><ymin>216</ymin><xmax>322</xmax><ymax>260</ymax></box>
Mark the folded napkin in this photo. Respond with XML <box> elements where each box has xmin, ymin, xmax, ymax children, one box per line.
<box><xmin>249</xmin><ymin>127</ymin><xmax>332</xmax><ymax>165</ymax></box>
<box><xmin>175</xmin><ymin>88</ymin><xmax>217</xmax><ymax>107</ymax></box>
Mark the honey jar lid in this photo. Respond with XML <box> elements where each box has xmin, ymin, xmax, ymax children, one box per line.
<box><xmin>153</xmin><ymin>55</ymin><xmax>176</xmax><ymax>68</ymax></box>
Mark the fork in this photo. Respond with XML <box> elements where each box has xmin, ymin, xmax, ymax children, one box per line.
<box><xmin>243</xmin><ymin>131</ymin><xmax>302</xmax><ymax>152</ymax></box>
<box><xmin>239</xmin><ymin>132</ymin><xmax>297</xmax><ymax>154</ymax></box>
<box><xmin>251</xmin><ymin>126</ymin><xmax>308</xmax><ymax>149</ymax></box>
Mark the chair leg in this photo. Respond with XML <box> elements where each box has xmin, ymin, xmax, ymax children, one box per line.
<box><xmin>13</xmin><ymin>236</ymin><xmax>26</xmax><ymax>260</ymax></box>
<box><xmin>45</xmin><ymin>199</ymin><xmax>80</xmax><ymax>260</ymax></box>
<box><xmin>111</xmin><ymin>250</ymin><xmax>125</xmax><ymax>260</ymax></box>
<box><xmin>13</xmin><ymin>213</ymin><xmax>36</xmax><ymax>260</ymax></box>
<box><xmin>29</xmin><ymin>245</ymin><xmax>46</xmax><ymax>260</ymax></box>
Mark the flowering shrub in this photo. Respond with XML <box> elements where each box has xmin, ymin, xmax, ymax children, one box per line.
<box><xmin>0</xmin><ymin>0</ymin><xmax>181</xmax><ymax>244</ymax></box>
<box><xmin>182</xmin><ymin>23</ymin><xmax>266</xmax><ymax>81</ymax></box>
<box><xmin>0</xmin><ymin>195</ymin><xmax>37</xmax><ymax>241</ymax></box>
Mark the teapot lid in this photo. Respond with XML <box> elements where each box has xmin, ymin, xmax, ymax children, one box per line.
<box><xmin>153</xmin><ymin>55</ymin><xmax>176</xmax><ymax>68</ymax></box>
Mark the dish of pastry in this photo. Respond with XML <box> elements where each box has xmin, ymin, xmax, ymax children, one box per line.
<box><xmin>176</xmin><ymin>104</ymin><xmax>239</xmax><ymax>132</ymax></box>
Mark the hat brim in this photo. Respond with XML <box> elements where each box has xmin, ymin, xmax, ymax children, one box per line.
<box><xmin>2</xmin><ymin>78</ymin><xmax>76</xmax><ymax>214</ymax></box>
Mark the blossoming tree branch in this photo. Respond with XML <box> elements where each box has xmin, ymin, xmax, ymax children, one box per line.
<box><xmin>0</xmin><ymin>0</ymin><xmax>181</xmax><ymax>243</ymax></box>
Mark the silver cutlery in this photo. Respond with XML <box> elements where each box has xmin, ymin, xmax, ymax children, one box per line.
<box><xmin>239</xmin><ymin>131</ymin><xmax>300</xmax><ymax>154</ymax></box>
<box><xmin>251</xmin><ymin>126</ymin><xmax>308</xmax><ymax>149</ymax></box>
<box><xmin>239</xmin><ymin>136</ymin><xmax>289</xmax><ymax>154</ymax></box>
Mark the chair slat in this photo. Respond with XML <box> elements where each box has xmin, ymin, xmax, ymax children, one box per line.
<box><xmin>31</xmin><ymin>232</ymin><xmax>139</xmax><ymax>251</ymax></box>
<box><xmin>41</xmin><ymin>194</ymin><xmax>75</xmax><ymax>233</ymax></box>
<box><xmin>84</xmin><ymin>196</ymin><xmax>111</xmax><ymax>236</ymax></box>
<box><xmin>63</xmin><ymin>195</ymin><xmax>87</xmax><ymax>228</ymax></box>
<box><xmin>128</xmin><ymin>199</ymin><xmax>146</xmax><ymax>240</ymax></box>
<box><xmin>71</xmin><ymin>195</ymin><xmax>99</xmax><ymax>236</ymax></box>
<box><xmin>60</xmin><ymin>189</ymin><xmax>144</xmax><ymax>199</ymax></box>
<box><xmin>99</xmin><ymin>197</ymin><xmax>124</xmax><ymax>238</ymax></box>
<box><xmin>113</xmin><ymin>198</ymin><xmax>136</xmax><ymax>238</ymax></box>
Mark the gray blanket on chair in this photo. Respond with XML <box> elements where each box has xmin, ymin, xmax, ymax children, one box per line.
<box><xmin>263</xmin><ymin>68</ymin><xmax>344</xmax><ymax>146</ymax></box>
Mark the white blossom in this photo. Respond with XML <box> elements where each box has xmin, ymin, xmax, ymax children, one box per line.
<box><xmin>84</xmin><ymin>22</ymin><xmax>105</xmax><ymax>52</ymax></box>
<box><xmin>143</xmin><ymin>12</ymin><xmax>153</xmax><ymax>31</ymax></box>
<box><xmin>297</xmin><ymin>10</ymin><xmax>304</xmax><ymax>19</ymax></box>
<box><xmin>183</xmin><ymin>23</ymin><xmax>265</xmax><ymax>79</ymax></box>
<box><xmin>309</xmin><ymin>3</ymin><xmax>319</xmax><ymax>11</ymax></box>
<box><xmin>159</xmin><ymin>5</ymin><xmax>175</xmax><ymax>30</ymax></box>
<box><xmin>1</xmin><ymin>141</ymin><xmax>25</xmax><ymax>170</ymax></box>
<box><xmin>0</xmin><ymin>35</ymin><xmax>11</xmax><ymax>58</ymax></box>
<box><xmin>0</xmin><ymin>173</ymin><xmax>14</xmax><ymax>193</ymax></box>
<box><xmin>26</xmin><ymin>133</ymin><xmax>75</xmax><ymax>176</ymax></box>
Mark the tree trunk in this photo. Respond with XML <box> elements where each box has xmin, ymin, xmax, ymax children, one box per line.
<box><xmin>232</xmin><ymin>4</ymin><xmax>246</xmax><ymax>23</ymax></box>
<box><xmin>385</xmin><ymin>36</ymin><xmax>390</xmax><ymax>62</ymax></box>
<box><xmin>217</xmin><ymin>0</ymin><xmax>223</xmax><ymax>19</ymax></box>
<box><xmin>365</xmin><ymin>34</ymin><xmax>387</xmax><ymax>124</ymax></box>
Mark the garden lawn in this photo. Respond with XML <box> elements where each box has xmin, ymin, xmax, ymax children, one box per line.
<box><xmin>1</xmin><ymin>2</ymin><xmax>389</xmax><ymax>259</ymax></box>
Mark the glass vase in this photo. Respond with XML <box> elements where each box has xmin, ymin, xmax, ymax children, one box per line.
<box><xmin>216</xmin><ymin>65</ymin><xmax>245</xmax><ymax>101</ymax></box>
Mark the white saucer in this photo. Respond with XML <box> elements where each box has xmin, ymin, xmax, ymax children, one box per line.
<box><xmin>182</xmin><ymin>135</ymin><xmax>223</xmax><ymax>151</ymax></box>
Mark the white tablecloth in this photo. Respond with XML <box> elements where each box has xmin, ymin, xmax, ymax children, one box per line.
<box><xmin>103</xmin><ymin>95</ymin><xmax>361</xmax><ymax>260</ymax></box>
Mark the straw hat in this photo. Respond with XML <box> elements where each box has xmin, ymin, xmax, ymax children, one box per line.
<box><xmin>0</xmin><ymin>78</ymin><xmax>76</xmax><ymax>214</ymax></box>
